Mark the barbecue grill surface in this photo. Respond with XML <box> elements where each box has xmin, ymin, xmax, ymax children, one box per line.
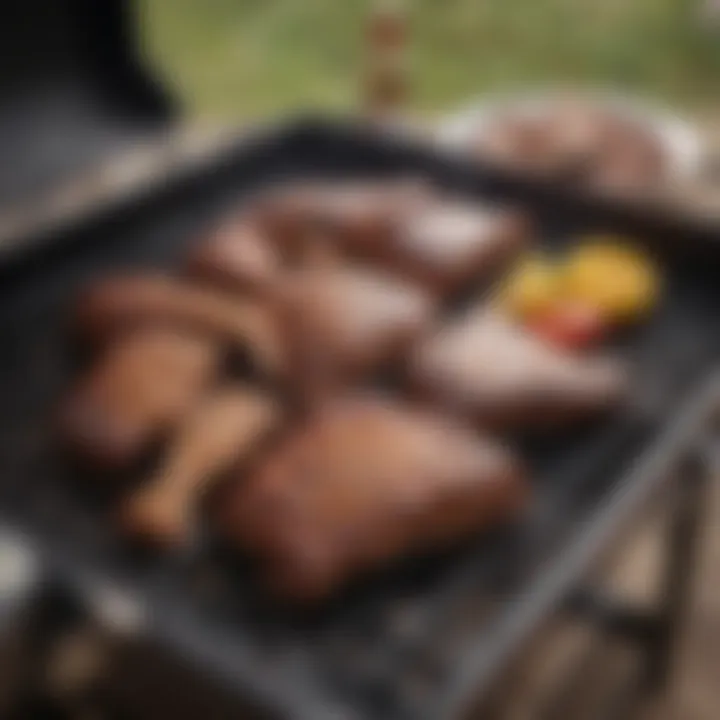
<box><xmin>0</xmin><ymin>122</ymin><xmax>718</xmax><ymax>720</ymax></box>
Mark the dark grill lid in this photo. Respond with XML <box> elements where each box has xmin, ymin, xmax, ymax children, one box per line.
<box><xmin>0</xmin><ymin>0</ymin><xmax>174</xmax><ymax>209</ymax></box>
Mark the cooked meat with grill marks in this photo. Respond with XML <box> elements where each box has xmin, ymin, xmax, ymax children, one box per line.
<box><xmin>217</xmin><ymin>396</ymin><xmax>527</xmax><ymax>601</ymax></box>
<box><xmin>410</xmin><ymin>309</ymin><xmax>626</xmax><ymax>429</ymax></box>
<box><xmin>255</xmin><ymin>182</ymin><xmax>527</xmax><ymax>295</ymax></box>
<box><xmin>121</xmin><ymin>386</ymin><xmax>281</xmax><ymax>546</ymax></box>
<box><xmin>186</xmin><ymin>215</ymin><xmax>282</xmax><ymax>297</ymax></box>
<box><xmin>385</xmin><ymin>201</ymin><xmax>530</xmax><ymax>294</ymax></box>
<box><xmin>254</xmin><ymin>179</ymin><xmax>431</xmax><ymax>262</ymax></box>
<box><xmin>74</xmin><ymin>275</ymin><xmax>284</xmax><ymax>377</ymax></box>
<box><xmin>277</xmin><ymin>265</ymin><xmax>435</xmax><ymax>399</ymax></box>
<box><xmin>59</xmin><ymin>328</ymin><xmax>219</xmax><ymax>469</ymax></box>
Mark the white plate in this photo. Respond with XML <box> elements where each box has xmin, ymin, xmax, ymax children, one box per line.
<box><xmin>437</xmin><ymin>89</ymin><xmax>703</xmax><ymax>182</ymax></box>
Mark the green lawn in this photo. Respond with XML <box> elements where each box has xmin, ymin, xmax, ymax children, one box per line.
<box><xmin>139</xmin><ymin>0</ymin><xmax>720</xmax><ymax>119</ymax></box>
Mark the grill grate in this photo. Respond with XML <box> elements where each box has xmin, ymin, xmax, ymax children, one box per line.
<box><xmin>0</xmin><ymin>122</ymin><xmax>718</xmax><ymax>720</ymax></box>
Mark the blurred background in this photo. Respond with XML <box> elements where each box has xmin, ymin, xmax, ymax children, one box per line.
<box><xmin>0</xmin><ymin>2</ymin><xmax>718</xmax><ymax>719</ymax></box>
<box><xmin>140</xmin><ymin>0</ymin><xmax>720</xmax><ymax>119</ymax></box>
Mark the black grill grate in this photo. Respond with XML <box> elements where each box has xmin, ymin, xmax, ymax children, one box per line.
<box><xmin>0</xmin><ymin>122</ymin><xmax>718</xmax><ymax>720</ymax></box>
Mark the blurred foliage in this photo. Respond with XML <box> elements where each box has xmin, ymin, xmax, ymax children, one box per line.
<box><xmin>139</xmin><ymin>0</ymin><xmax>720</xmax><ymax>118</ymax></box>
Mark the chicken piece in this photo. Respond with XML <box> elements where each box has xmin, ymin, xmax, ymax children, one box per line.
<box><xmin>277</xmin><ymin>265</ymin><xmax>435</xmax><ymax>398</ymax></box>
<box><xmin>121</xmin><ymin>386</ymin><xmax>281</xmax><ymax>546</ymax></box>
<box><xmin>217</xmin><ymin>396</ymin><xmax>527</xmax><ymax>601</ymax></box>
<box><xmin>386</xmin><ymin>201</ymin><xmax>530</xmax><ymax>294</ymax></box>
<box><xmin>59</xmin><ymin>328</ymin><xmax>219</xmax><ymax>469</ymax></box>
<box><xmin>255</xmin><ymin>179</ymin><xmax>431</xmax><ymax>261</ymax></box>
<box><xmin>186</xmin><ymin>214</ymin><xmax>282</xmax><ymax>297</ymax></box>
<box><xmin>410</xmin><ymin>308</ymin><xmax>626</xmax><ymax>429</ymax></box>
<box><xmin>74</xmin><ymin>275</ymin><xmax>284</xmax><ymax>377</ymax></box>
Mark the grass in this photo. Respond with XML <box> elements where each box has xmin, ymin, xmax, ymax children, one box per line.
<box><xmin>138</xmin><ymin>0</ymin><xmax>720</xmax><ymax>120</ymax></box>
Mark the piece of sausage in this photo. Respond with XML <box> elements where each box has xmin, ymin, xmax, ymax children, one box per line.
<box><xmin>74</xmin><ymin>275</ymin><xmax>284</xmax><ymax>377</ymax></box>
<box><xmin>121</xmin><ymin>386</ymin><xmax>281</xmax><ymax>546</ymax></box>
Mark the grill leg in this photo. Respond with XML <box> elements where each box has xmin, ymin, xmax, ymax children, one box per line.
<box><xmin>560</xmin><ymin>448</ymin><xmax>712</xmax><ymax>718</ymax></box>
<box><xmin>643</xmin><ymin>452</ymin><xmax>709</xmax><ymax>691</ymax></box>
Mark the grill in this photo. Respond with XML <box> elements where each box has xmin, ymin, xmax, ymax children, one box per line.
<box><xmin>0</xmin><ymin>120</ymin><xmax>718</xmax><ymax>720</ymax></box>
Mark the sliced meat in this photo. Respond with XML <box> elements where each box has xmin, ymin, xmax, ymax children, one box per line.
<box><xmin>121</xmin><ymin>386</ymin><xmax>281</xmax><ymax>546</ymax></box>
<box><xmin>217</xmin><ymin>396</ymin><xmax>527</xmax><ymax>601</ymax></box>
<box><xmin>410</xmin><ymin>308</ymin><xmax>626</xmax><ymax>429</ymax></box>
<box><xmin>58</xmin><ymin>328</ymin><xmax>219</xmax><ymax>469</ymax></box>
<box><xmin>277</xmin><ymin>265</ymin><xmax>435</xmax><ymax>399</ymax></box>
<box><xmin>386</xmin><ymin>201</ymin><xmax>530</xmax><ymax>293</ymax></box>
<box><xmin>187</xmin><ymin>214</ymin><xmax>282</xmax><ymax>297</ymax></box>
<box><xmin>74</xmin><ymin>275</ymin><xmax>284</xmax><ymax>377</ymax></box>
<box><xmin>255</xmin><ymin>178</ymin><xmax>431</xmax><ymax>261</ymax></box>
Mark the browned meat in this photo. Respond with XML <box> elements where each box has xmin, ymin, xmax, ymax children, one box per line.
<box><xmin>592</xmin><ymin>122</ymin><xmax>666</xmax><ymax>193</ymax></box>
<box><xmin>544</xmin><ymin>103</ymin><xmax>608</xmax><ymax>165</ymax></box>
<box><xmin>409</xmin><ymin>308</ymin><xmax>626</xmax><ymax>429</ymax></box>
<box><xmin>475</xmin><ymin>115</ymin><xmax>557</xmax><ymax>172</ymax></box>
<box><xmin>277</xmin><ymin>265</ymin><xmax>435</xmax><ymax>399</ymax></box>
<box><xmin>217</xmin><ymin>396</ymin><xmax>527</xmax><ymax>600</ymax></box>
<box><xmin>385</xmin><ymin>201</ymin><xmax>530</xmax><ymax>293</ymax></box>
<box><xmin>475</xmin><ymin>104</ymin><xmax>668</xmax><ymax>192</ymax></box>
<box><xmin>186</xmin><ymin>215</ymin><xmax>282</xmax><ymax>296</ymax></box>
<box><xmin>58</xmin><ymin>328</ymin><xmax>219</xmax><ymax>469</ymax></box>
<box><xmin>121</xmin><ymin>386</ymin><xmax>281</xmax><ymax>546</ymax></box>
<box><xmin>74</xmin><ymin>275</ymin><xmax>284</xmax><ymax>377</ymax></box>
<box><xmin>254</xmin><ymin>179</ymin><xmax>431</xmax><ymax>261</ymax></box>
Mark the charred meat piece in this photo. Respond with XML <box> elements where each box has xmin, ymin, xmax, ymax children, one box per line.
<box><xmin>74</xmin><ymin>275</ymin><xmax>284</xmax><ymax>377</ymax></box>
<box><xmin>121</xmin><ymin>386</ymin><xmax>281</xmax><ymax>546</ymax></box>
<box><xmin>217</xmin><ymin>396</ymin><xmax>527</xmax><ymax>601</ymax></box>
<box><xmin>410</xmin><ymin>309</ymin><xmax>626</xmax><ymax>429</ymax></box>
<box><xmin>387</xmin><ymin>201</ymin><xmax>530</xmax><ymax>294</ymax></box>
<box><xmin>186</xmin><ymin>214</ymin><xmax>282</xmax><ymax>297</ymax></box>
<box><xmin>255</xmin><ymin>179</ymin><xmax>431</xmax><ymax>261</ymax></box>
<box><xmin>58</xmin><ymin>328</ymin><xmax>219</xmax><ymax>469</ymax></box>
<box><xmin>277</xmin><ymin>265</ymin><xmax>435</xmax><ymax>398</ymax></box>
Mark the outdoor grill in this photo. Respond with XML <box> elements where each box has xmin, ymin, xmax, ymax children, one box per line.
<box><xmin>0</xmin><ymin>3</ymin><xmax>716</xmax><ymax>720</ymax></box>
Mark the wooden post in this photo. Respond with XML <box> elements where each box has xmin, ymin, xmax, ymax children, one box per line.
<box><xmin>362</xmin><ymin>0</ymin><xmax>410</xmax><ymax>127</ymax></box>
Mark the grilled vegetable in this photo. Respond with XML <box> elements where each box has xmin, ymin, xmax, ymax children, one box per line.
<box><xmin>527</xmin><ymin>301</ymin><xmax>608</xmax><ymax>351</ymax></box>
<box><xmin>562</xmin><ymin>239</ymin><xmax>660</xmax><ymax>322</ymax></box>
<box><xmin>498</xmin><ymin>255</ymin><xmax>560</xmax><ymax>320</ymax></box>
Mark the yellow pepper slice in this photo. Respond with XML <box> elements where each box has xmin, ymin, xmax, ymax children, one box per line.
<box><xmin>561</xmin><ymin>239</ymin><xmax>660</xmax><ymax>322</ymax></box>
<box><xmin>497</xmin><ymin>254</ymin><xmax>561</xmax><ymax>320</ymax></box>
